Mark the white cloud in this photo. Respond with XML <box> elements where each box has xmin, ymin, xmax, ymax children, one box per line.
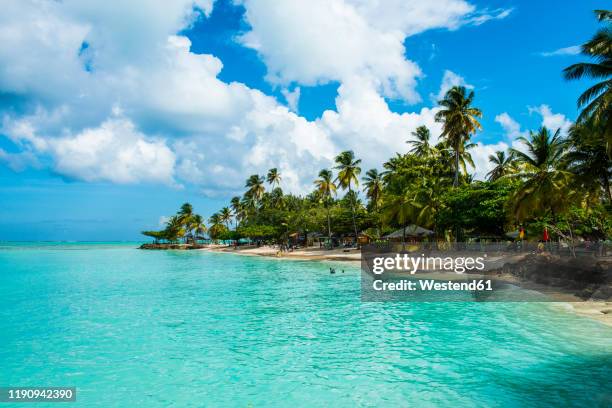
<box><xmin>540</xmin><ymin>45</ymin><xmax>581</xmax><ymax>57</ymax></box>
<box><xmin>0</xmin><ymin>149</ymin><xmax>40</xmax><ymax>172</ymax></box>
<box><xmin>238</xmin><ymin>0</ymin><xmax>423</xmax><ymax>102</ymax></box>
<box><xmin>465</xmin><ymin>8</ymin><xmax>513</xmax><ymax>26</ymax></box>
<box><xmin>237</xmin><ymin>0</ymin><xmax>509</xmax><ymax>103</ymax></box>
<box><xmin>495</xmin><ymin>112</ymin><xmax>528</xmax><ymax>141</ymax></box>
<box><xmin>319</xmin><ymin>76</ymin><xmax>443</xmax><ymax>173</ymax></box>
<box><xmin>431</xmin><ymin>70</ymin><xmax>473</xmax><ymax>102</ymax></box>
<box><xmin>528</xmin><ymin>104</ymin><xmax>573</xmax><ymax>135</ymax></box>
<box><xmin>281</xmin><ymin>87</ymin><xmax>301</xmax><ymax>112</ymax></box>
<box><xmin>50</xmin><ymin>118</ymin><xmax>176</xmax><ymax>185</ymax></box>
<box><xmin>0</xmin><ymin>0</ymin><xmax>515</xmax><ymax>195</ymax></box>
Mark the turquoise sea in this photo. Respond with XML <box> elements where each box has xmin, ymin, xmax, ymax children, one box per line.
<box><xmin>0</xmin><ymin>243</ymin><xmax>610</xmax><ymax>407</ymax></box>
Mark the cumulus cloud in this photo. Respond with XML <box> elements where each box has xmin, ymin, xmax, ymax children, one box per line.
<box><xmin>238</xmin><ymin>0</ymin><xmax>509</xmax><ymax>102</ymax></box>
<box><xmin>281</xmin><ymin>87</ymin><xmax>301</xmax><ymax>112</ymax></box>
<box><xmin>495</xmin><ymin>112</ymin><xmax>528</xmax><ymax>141</ymax></box>
<box><xmin>0</xmin><ymin>0</ymin><xmax>515</xmax><ymax>195</ymax></box>
<box><xmin>238</xmin><ymin>0</ymin><xmax>423</xmax><ymax>102</ymax></box>
<box><xmin>319</xmin><ymin>76</ymin><xmax>443</xmax><ymax>173</ymax></box>
<box><xmin>528</xmin><ymin>104</ymin><xmax>573</xmax><ymax>135</ymax></box>
<box><xmin>3</xmin><ymin>114</ymin><xmax>177</xmax><ymax>184</ymax></box>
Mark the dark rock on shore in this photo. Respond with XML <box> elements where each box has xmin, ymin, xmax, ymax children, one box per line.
<box><xmin>491</xmin><ymin>253</ymin><xmax>612</xmax><ymax>300</ymax></box>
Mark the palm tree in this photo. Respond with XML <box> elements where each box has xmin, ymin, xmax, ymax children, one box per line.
<box><xmin>208</xmin><ymin>213</ymin><xmax>221</xmax><ymax>226</ymax></box>
<box><xmin>230</xmin><ymin>196</ymin><xmax>243</xmax><ymax>228</ymax></box>
<box><xmin>362</xmin><ymin>169</ymin><xmax>383</xmax><ymax>210</ymax></box>
<box><xmin>363</xmin><ymin>168</ymin><xmax>384</xmax><ymax>237</ymax></box>
<box><xmin>435</xmin><ymin>86</ymin><xmax>483</xmax><ymax>186</ymax></box>
<box><xmin>269</xmin><ymin>187</ymin><xmax>285</xmax><ymax>209</ymax></box>
<box><xmin>178</xmin><ymin>202</ymin><xmax>194</xmax><ymax>243</ymax></box>
<box><xmin>266</xmin><ymin>168</ymin><xmax>282</xmax><ymax>188</ymax></box>
<box><xmin>219</xmin><ymin>207</ymin><xmax>232</xmax><ymax>230</ymax></box>
<box><xmin>164</xmin><ymin>215</ymin><xmax>185</xmax><ymax>243</ymax></box>
<box><xmin>509</xmin><ymin>127</ymin><xmax>573</xmax><ymax>220</ymax></box>
<box><xmin>486</xmin><ymin>150</ymin><xmax>515</xmax><ymax>181</ymax></box>
<box><xmin>407</xmin><ymin>126</ymin><xmax>435</xmax><ymax>157</ymax></box>
<box><xmin>314</xmin><ymin>169</ymin><xmax>337</xmax><ymax>243</ymax></box>
<box><xmin>382</xmin><ymin>191</ymin><xmax>418</xmax><ymax>248</ymax></box>
<box><xmin>565</xmin><ymin>120</ymin><xmax>612</xmax><ymax>202</ymax></box>
<box><xmin>334</xmin><ymin>151</ymin><xmax>362</xmax><ymax>243</ymax></box>
<box><xmin>192</xmin><ymin>214</ymin><xmax>207</xmax><ymax>241</ymax></box>
<box><xmin>245</xmin><ymin>174</ymin><xmax>265</xmax><ymax>202</ymax></box>
<box><xmin>563</xmin><ymin>9</ymin><xmax>611</xmax><ymax>149</ymax></box>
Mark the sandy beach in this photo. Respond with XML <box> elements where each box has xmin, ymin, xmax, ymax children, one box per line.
<box><xmin>203</xmin><ymin>244</ymin><xmax>362</xmax><ymax>263</ymax></box>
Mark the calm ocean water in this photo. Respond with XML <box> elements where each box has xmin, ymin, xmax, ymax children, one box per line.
<box><xmin>0</xmin><ymin>243</ymin><xmax>610</xmax><ymax>407</ymax></box>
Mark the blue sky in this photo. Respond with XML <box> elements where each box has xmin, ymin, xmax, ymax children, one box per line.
<box><xmin>0</xmin><ymin>0</ymin><xmax>603</xmax><ymax>240</ymax></box>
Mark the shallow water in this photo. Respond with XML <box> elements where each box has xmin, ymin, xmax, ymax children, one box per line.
<box><xmin>0</xmin><ymin>243</ymin><xmax>610</xmax><ymax>407</ymax></box>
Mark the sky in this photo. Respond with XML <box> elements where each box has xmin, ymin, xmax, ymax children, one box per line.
<box><xmin>0</xmin><ymin>0</ymin><xmax>603</xmax><ymax>241</ymax></box>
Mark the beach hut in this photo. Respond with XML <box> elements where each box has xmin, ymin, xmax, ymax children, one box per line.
<box><xmin>358</xmin><ymin>231</ymin><xmax>373</xmax><ymax>245</ymax></box>
<box><xmin>383</xmin><ymin>225</ymin><xmax>434</xmax><ymax>242</ymax></box>
<box><xmin>306</xmin><ymin>232</ymin><xmax>324</xmax><ymax>247</ymax></box>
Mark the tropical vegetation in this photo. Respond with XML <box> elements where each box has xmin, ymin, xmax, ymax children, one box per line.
<box><xmin>143</xmin><ymin>9</ymin><xmax>612</xmax><ymax>245</ymax></box>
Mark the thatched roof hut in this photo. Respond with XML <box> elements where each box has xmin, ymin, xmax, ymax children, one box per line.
<box><xmin>383</xmin><ymin>225</ymin><xmax>434</xmax><ymax>241</ymax></box>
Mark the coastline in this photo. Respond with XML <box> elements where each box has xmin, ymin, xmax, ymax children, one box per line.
<box><xmin>201</xmin><ymin>244</ymin><xmax>362</xmax><ymax>263</ymax></box>
<box><xmin>202</xmin><ymin>244</ymin><xmax>612</xmax><ymax>327</ymax></box>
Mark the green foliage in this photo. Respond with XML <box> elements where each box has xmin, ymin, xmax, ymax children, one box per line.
<box><xmin>437</xmin><ymin>180</ymin><xmax>516</xmax><ymax>238</ymax></box>
<box><xmin>141</xmin><ymin>203</ymin><xmax>206</xmax><ymax>243</ymax></box>
<box><xmin>236</xmin><ymin>225</ymin><xmax>278</xmax><ymax>239</ymax></box>
<box><xmin>208</xmin><ymin>223</ymin><xmax>229</xmax><ymax>239</ymax></box>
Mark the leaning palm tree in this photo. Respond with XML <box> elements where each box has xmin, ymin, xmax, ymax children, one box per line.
<box><xmin>363</xmin><ymin>168</ymin><xmax>384</xmax><ymax>237</ymax></box>
<box><xmin>509</xmin><ymin>127</ymin><xmax>573</xmax><ymax>220</ymax></box>
<box><xmin>435</xmin><ymin>86</ymin><xmax>483</xmax><ymax>186</ymax></box>
<box><xmin>230</xmin><ymin>196</ymin><xmax>243</xmax><ymax>228</ymax></box>
<box><xmin>563</xmin><ymin>9</ymin><xmax>611</xmax><ymax>150</ymax></box>
<box><xmin>486</xmin><ymin>150</ymin><xmax>515</xmax><ymax>181</ymax></box>
<box><xmin>219</xmin><ymin>207</ymin><xmax>232</xmax><ymax>230</ymax></box>
<box><xmin>266</xmin><ymin>168</ymin><xmax>282</xmax><ymax>188</ymax></box>
<box><xmin>334</xmin><ymin>151</ymin><xmax>362</xmax><ymax>243</ymax></box>
<box><xmin>245</xmin><ymin>174</ymin><xmax>265</xmax><ymax>202</ymax></box>
<box><xmin>314</xmin><ymin>169</ymin><xmax>337</xmax><ymax>243</ymax></box>
<box><xmin>407</xmin><ymin>126</ymin><xmax>435</xmax><ymax>157</ymax></box>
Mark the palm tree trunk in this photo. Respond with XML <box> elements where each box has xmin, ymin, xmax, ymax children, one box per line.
<box><xmin>349</xmin><ymin>185</ymin><xmax>358</xmax><ymax>246</ymax></box>
<box><xmin>454</xmin><ymin>148</ymin><xmax>460</xmax><ymax>187</ymax></box>
<box><xmin>402</xmin><ymin>219</ymin><xmax>407</xmax><ymax>252</ymax></box>
<box><xmin>602</xmin><ymin>175</ymin><xmax>612</xmax><ymax>203</ymax></box>
<box><xmin>326</xmin><ymin>203</ymin><xmax>332</xmax><ymax>249</ymax></box>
